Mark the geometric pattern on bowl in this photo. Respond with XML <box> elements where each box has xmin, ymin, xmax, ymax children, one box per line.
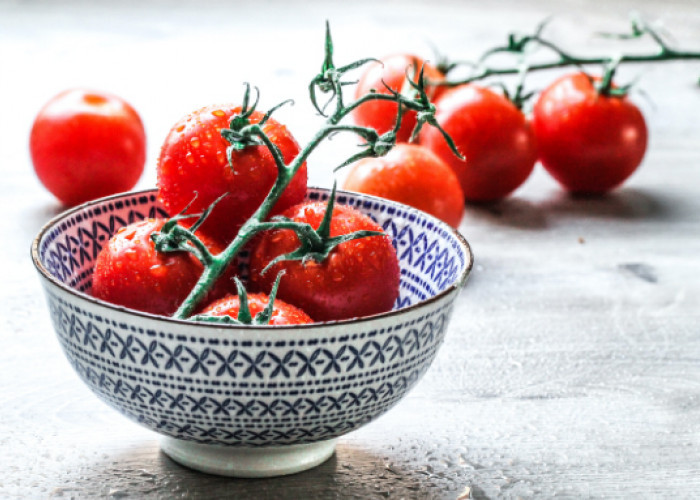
<box><xmin>33</xmin><ymin>188</ymin><xmax>473</xmax><ymax>447</ymax></box>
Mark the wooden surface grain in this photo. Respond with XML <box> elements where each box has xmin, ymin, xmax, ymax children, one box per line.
<box><xmin>2</xmin><ymin>1</ymin><xmax>699</xmax><ymax>498</ymax></box>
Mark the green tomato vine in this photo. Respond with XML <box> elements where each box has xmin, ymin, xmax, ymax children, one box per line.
<box><xmin>435</xmin><ymin>13</ymin><xmax>700</xmax><ymax>107</ymax></box>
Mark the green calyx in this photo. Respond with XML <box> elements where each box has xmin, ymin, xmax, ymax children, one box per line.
<box><xmin>398</xmin><ymin>66</ymin><xmax>464</xmax><ymax>159</ymax></box>
<box><xmin>219</xmin><ymin>83</ymin><xmax>293</xmax><ymax>169</ymax></box>
<box><xmin>309</xmin><ymin>21</ymin><xmax>379</xmax><ymax>117</ymax></box>
<box><xmin>261</xmin><ymin>182</ymin><xmax>383</xmax><ymax>274</ymax></box>
<box><xmin>150</xmin><ymin>193</ymin><xmax>230</xmax><ymax>267</ymax></box>
<box><xmin>591</xmin><ymin>56</ymin><xmax>634</xmax><ymax>98</ymax></box>
<box><xmin>189</xmin><ymin>273</ymin><xmax>285</xmax><ymax>326</ymax></box>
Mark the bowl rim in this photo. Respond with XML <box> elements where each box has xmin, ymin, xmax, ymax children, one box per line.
<box><xmin>31</xmin><ymin>187</ymin><xmax>474</xmax><ymax>331</ymax></box>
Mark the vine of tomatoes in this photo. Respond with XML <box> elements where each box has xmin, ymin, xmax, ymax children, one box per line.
<box><xmin>83</xmin><ymin>24</ymin><xmax>457</xmax><ymax>325</ymax></box>
<box><xmin>346</xmin><ymin>16</ymin><xmax>699</xmax><ymax>208</ymax></box>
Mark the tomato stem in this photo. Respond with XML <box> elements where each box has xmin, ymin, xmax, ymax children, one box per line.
<box><xmin>188</xmin><ymin>273</ymin><xmax>285</xmax><ymax>325</ymax></box>
<box><xmin>438</xmin><ymin>13</ymin><xmax>700</xmax><ymax>90</ymax></box>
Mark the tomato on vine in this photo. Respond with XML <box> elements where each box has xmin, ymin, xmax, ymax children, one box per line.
<box><xmin>199</xmin><ymin>293</ymin><xmax>314</xmax><ymax>326</ymax></box>
<box><xmin>352</xmin><ymin>54</ymin><xmax>445</xmax><ymax>143</ymax></box>
<box><xmin>30</xmin><ymin>89</ymin><xmax>146</xmax><ymax>206</ymax></box>
<box><xmin>249</xmin><ymin>201</ymin><xmax>400</xmax><ymax>322</ymax></box>
<box><xmin>419</xmin><ymin>84</ymin><xmax>537</xmax><ymax>202</ymax></box>
<box><xmin>343</xmin><ymin>143</ymin><xmax>464</xmax><ymax>228</ymax></box>
<box><xmin>532</xmin><ymin>72</ymin><xmax>648</xmax><ymax>194</ymax></box>
<box><xmin>91</xmin><ymin>219</ymin><xmax>234</xmax><ymax>316</ymax></box>
<box><xmin>157</xmin><ymin>103</ymin><xmax>307</xmax><ymax>245</ymax></box>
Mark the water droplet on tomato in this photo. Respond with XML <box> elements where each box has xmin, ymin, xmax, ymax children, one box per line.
<box><xmin>216</xmin><ymin>150</ymin><xmax>226</xmax><ymax>165</ymax></box>
<box><xmin>150</xmin><ymin>264</ymin><xmax>167</xmax><ymax>278</ymax></box>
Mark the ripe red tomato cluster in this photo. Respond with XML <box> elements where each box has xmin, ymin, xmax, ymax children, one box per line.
<box><xmin>89</xmin><ymin>103</ymin><xmax>400</xmax><ymax>323</ymax></box>
<box><xmin>347</xmin><ymin>56</ymin><xmax>648</xmax><ymax>218</ymax></box>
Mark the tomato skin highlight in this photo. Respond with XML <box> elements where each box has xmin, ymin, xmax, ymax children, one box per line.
<box><xmin>532</xmin><ymin>72</ymin><xmax>648</xmax><ymax>193</ymax></box>
<box><xmin>91</xmin><ymin>219</ymin><xmax>234</xmax><ymax>316</ymax></box>
<box><xmin>249</xmin><ymin>202</ymin><xmax>400</xmax><ymax>322</ymax></box>
<box><xmin>157</xmin><ymin>105</ymin><xmax>307</xmax><ymax>245</ymax></box>
<box><xmin>199</xmin><ymin>294</ymin><xmax>314</xmax><ymax>325</ymax></box>
<box><xmin>343</xmin><ymin>144</ymin><xmax>464</xmax><ymax>228</ymax></box>
<box><xmin>419</xmin><ymin>84</ymin><xmax>537</xmax><ymax>202</ymax></box>
<box><xmin>30</xmin><ymin>89</ymin><xmax>146</xmax><ymax>206</ymax></box>
<box><xmin>353</xmin><ymin>54</ymin><xmax>445</xmax><ymax>143</ymax></box>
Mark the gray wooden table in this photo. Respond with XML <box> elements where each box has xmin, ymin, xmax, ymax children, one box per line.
<box><xmin>2</xmin><ymin>1</ymin><xmax>699</xmax><ymax>498</ymax></box>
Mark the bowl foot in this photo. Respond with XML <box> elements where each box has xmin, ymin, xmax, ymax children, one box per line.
<box><xmin>160</xmin><ymin>437</ymin><xmax>337</xmax><ymax>478</ymax></box>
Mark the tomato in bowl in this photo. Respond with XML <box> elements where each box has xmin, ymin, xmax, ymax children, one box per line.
<box><xmin>32</xmin><ymin>187</ymin><xmax>473</xmax><ymax>478</ymax></box>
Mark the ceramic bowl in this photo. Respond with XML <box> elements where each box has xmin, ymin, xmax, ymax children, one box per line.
<box><xmin>32</xmin><ymin>187</ymin><xmax>473</xmax><ymax>477</ymax></box>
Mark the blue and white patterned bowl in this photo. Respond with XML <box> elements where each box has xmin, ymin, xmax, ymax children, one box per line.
<box><xmin>32</xmin><ymin>187</ymin><xmax>473</xmax><ymax>477</ymax></box>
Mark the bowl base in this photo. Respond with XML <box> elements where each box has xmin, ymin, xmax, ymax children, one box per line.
<box><xmin>160</xmin><ymin>437</ymin><xmax>337</xmax><ymax>478</ymax></box>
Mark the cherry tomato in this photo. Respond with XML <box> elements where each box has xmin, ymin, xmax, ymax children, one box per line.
<box><xmin>342</xmin><ymin>144</ymin><xmax>464</xmax><ymax>228</ymax></box>
<box><xmin>353</xmin><ymin>54</ymin><xmax>445</xmax><ymax>143</ymax></box>
<box><xmin>419</xmin><ymin>84</ymin><xmax>537</xmax><ymax>202</ymax></box>
<box><xmin>91</xmin><ymin>219</ymin><xmax>234</xmax><ymax>316</ymax></box>
<box><xmin>199</xmin><ymin>293</ymin><xmax>314</xmax><ymax>325</ymax></box>
<box><xmin>532</xmin><ymin>72</ymin><xmax>648</xmax><ymax>193</ymax></box>
<box><xmin>30</xmin><ymin>89</ymin><xmax>146</xmax><ymax>206</ymax></box>
<box><xmin>157</xmin><ymin>104</ymin><xmax>307</xmax><ymax>245</ymax></box>
<box><xmin>249</xmin><ymin>202</ymin><xmax>400</xmax><ymax>322</ymax></box>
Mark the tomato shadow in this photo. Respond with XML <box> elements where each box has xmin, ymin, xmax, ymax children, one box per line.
<box><xmin>464</xmin><ymin>197</ymin><xmax>549</xmax><ymax>230</ymax></box>
<box><xmin>463</xmin><ymin>187</ymin><xmax>682</xmax><ymax>231</ymax></box>
<box><xmin>537</xmin><ymin>187</ymin><xmax>683</xmax><ymax>222</ymax></box>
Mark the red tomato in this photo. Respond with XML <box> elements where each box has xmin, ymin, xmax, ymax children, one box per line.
<box><xmin>532</xmin><ymin>72</ymin><xmax>648</xmax><ymax>193</ymax></box>
<box><xmin>157</xmin><ymin>105</ymin><xmax>307</xmax><ymax>245</ymax></box>
<box><xmin>91</xmin><ymin>219</ymin><xmax>234</xmax><ymax>316</ymax></box>
<box><xmin>419</xmin><ymin>84</ymin><xmax>537</xmax><ymax>202</ymax></box>
<box><xmin>249</xmin><ymin>202</ymin><xmax>400</xmax><ymax>322</ymax></box>
<box><xmin>30</xmin><ymin>89</ymin><xmax>146</xmax><ymax>206</ymax></box>
<box><xmin>342</xmin><ymin>144</ymin><xmax>464</xmax><ymax>228</ymax></box>
<box><xmin>199</xmin><ymin>293</ymin><xmax>314</xmax><ymax>325</ymax></box>
<box><xmin>353</xmin><ymin>54</ymin><xmax>445</xmax><ymax>143</ymax></box>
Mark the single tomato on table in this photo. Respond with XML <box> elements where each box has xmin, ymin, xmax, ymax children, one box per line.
<box><xmin>157</xmin><ymin>104</ymin><xmax>307</xmax><ymax>245</ymax></box>
<box><xmin>91</xmin><ymin>218</ymin><xmax>234</xmax><ymax>316</ymax></box>
<box><xmin>532</xmin><ymin>72</ymin><xmax>648</xmax><ymax>194</ymax></box>
<box><xmin>30</xmin><ymin>89</ymin><xmax>146</xmax><ymax>206</ymax></box>
<box><xmin>249</xmin><ymin>202</ymin><xmax>400</xmax><ymax>322</ymax></box>
<box><xmin>199</xmin><ymin>293</ymin><xmax>314</xmax><ymax>325</ymax></box>
<box><xmin>419</xmin><ymin>84</ymin><xmax>537</xmax><ymax>202</ymax></box>
<box><xmin>353</xmin><ymin>54</ymin><xmax>445</xmax><ymax>143</ymax></box>
<box><xmin>342</xmin><ymin>143</ymin><xmax>464</xmax><ymax>228</ymax></box>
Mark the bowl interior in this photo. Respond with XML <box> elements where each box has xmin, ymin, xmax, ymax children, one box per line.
<box><xmin>35</xmin><ymin>188</ymin><xmax>472</xmax><ymax>318</ymax></box>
